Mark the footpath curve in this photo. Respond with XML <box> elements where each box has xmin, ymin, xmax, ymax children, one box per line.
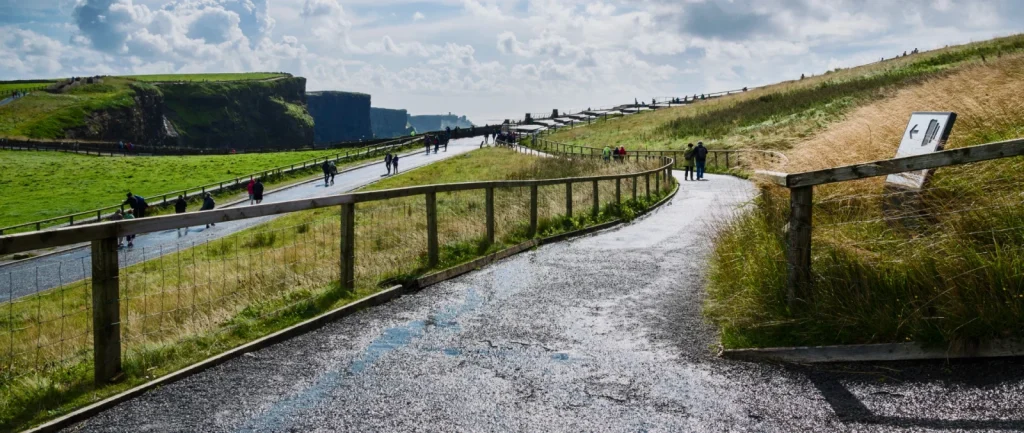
<box><xmin>56</xmin><ymin>172</ymin><xmax>1024</xmax><ymax>432</ymax></box>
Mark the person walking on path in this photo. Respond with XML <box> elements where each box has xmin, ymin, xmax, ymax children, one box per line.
<box><xmin>200</xmin><ymin>193</ymin><xmax>216</xmax><ymax>229</ymax></box>
<box><xmin>682</xmin><ymin>143</ymin><xmax>696</xmax><ymax>181</ymax></box>
<box><xmin>253</xmin><ymin>179</ymin><xmax>265</xmax><ymax>204</ymax></box>
<box><xmin>122</xmin><ymin>209</ymin><xmax>136</xmax><ymax>247</ymax></box>
<box><xmin>392</xmin><ymin>154</ymin><xmax>400</xmax><ymax>174</ymax></box>
<box><xmin>425</xmin><ymin>136</ymin><xmax>432</xmax><ymax>155</ymax></box>
<box><xmin>247</xmin><ymin>177</ymin><xmax>256</xmax><ymax>204</ymax></box>
<box><xmin>321</xmin><ymin>160</ymin><xmax>331</xmax><ymax>186</ymax></box>
<box><xmin>619</xmin><ymin>146</ymin><xmax>627</xmax><ymax>162</ymax></box>
<box><xmin>328</xmin><ymin>161</ymin><xmax>337</xmax><ymax>185</ymax></box>
<box><xmin>443</xmin><ymin>136</ymin><xmax>449</xmax><ymax>152</ymax></box>
<box><xmin>694</xmin><ymin>141</ymin><xmax>709</xmax><ymax>180</ymax></box>
<box><xmin>124</xmin><ymin>192</ymin><xmax>149</xmax><ymax>218</ymax></box>
<box><xmin>434</xmin><ymin>137</ymin><xmax>440</xmax><ymax>154</ymax></box>
<box><xmin>602</xmin><ymin>145</ymin><xmax>612</xmax><ymax>162</ymax></box>
<box><xmin>385</xmin><ymin>152</ymin><xmax>393</xmax><ymax>175</ymax></box>
<box><xmin>175</xmin><ymin>195</ymin><xmax>188</xmax><ymax>236</ymax></box>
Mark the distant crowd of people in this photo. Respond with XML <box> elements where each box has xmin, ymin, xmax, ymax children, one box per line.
<box><xmin>601</xmin><ymin>145</ymin><xmax>628</xmax><ymax>162</ymax></box>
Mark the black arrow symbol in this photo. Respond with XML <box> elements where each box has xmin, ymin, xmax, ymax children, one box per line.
<box><xmin>909</xmin><ymin>124</ymin><xmax>919</xmax><ymax>139</ymax></box>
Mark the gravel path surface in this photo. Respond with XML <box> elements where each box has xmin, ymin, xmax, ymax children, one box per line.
<box><xmin>0</xmin><ymin>139</ymin><xmax>481</xmax><ymax>301</ymax></box>
<box><xmin>64</xmin><ymin>173</ymin><xmax>1024</xmax><ymax>432</ymax></box>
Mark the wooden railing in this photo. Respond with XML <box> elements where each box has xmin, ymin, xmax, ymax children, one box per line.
<box><xmin>0</xmin><ymin>137</ymin><xmax>423</xmax><ymax>236</ymax></box>
<box><xmin>0</xmin><ymin>149</ymin><xmax>676</xmax><ymax>385</ymax></box>
<box><xmin>754</xmin><ymin>137</ymin><xmax>1024</xmax><ymax>306</ymax></box>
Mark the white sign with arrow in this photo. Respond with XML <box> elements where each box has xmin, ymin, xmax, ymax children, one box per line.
<box><xmin>885</xmin><ymin>112</ymin><xmax>957</xmax><ymax>190</ymax></box>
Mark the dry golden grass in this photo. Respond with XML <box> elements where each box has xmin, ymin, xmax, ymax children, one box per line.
<box><xmin>782</xmin><ymin>53</ymin><xmax>1024</xmax><ymax>197</ymax></box>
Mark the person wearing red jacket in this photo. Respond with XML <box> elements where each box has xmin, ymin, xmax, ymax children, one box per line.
<box><xmin>247</xmin><ymin>177</ymin><xmax>255</xmax><ymax>205</ymax></box>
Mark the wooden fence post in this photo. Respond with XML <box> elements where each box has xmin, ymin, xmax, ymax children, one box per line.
<box><xmin>426</xmin><ymin>192</ymin><xmax>439</xmax><ymax>267</ymax></box>
<box><xmin>529</xmin><ymin>185</ymin><xmax>538</xmax><ymax>237</ymax></box>
<box><xmin>592</xmin><ymin>180</ymin><xmax>599</xmax><ymax>218</ymax></box>
<box><xmin>725</xmin><ymin>152</ymin><xmax>730</xmax><ymax>169</ymax></box>
<box><xmin>485</xmin><ymin>187</ymin><xmax>495</xmax><ymax>244</ymax></box>
<box><xmin>340</xmin><ymin>203</ymin><xmax>355</xmax><ymax>291</ymax></box>
<box><xmin>714</xmin><ymin>152</ymin><xmax>719</xmax><ymax>169</ymax></box>
<box><xmin>787</xmin><ymin>186</ymin><xmax>813</xmax><ymax>308</ymax></box>
<box><xmin>565</xmin><ymin>182</ymin><xmax>573</xmax><ymax>218</ymax></box>
<box><xmin>632</xmin><ymin>175</ymin><xmax>638</xmax><ymax>201</ymax></box>
<box><xmin>615</xmin><ymin>178</ymin><xmax>621</xmax><ymax>206</ymax></box>
<box><xmin>645</xmin><ymin>173</ymin><xmax>651</xmax><ymax>200</ymax></box>
<box><xmin>655</xmin><ymin>170</ymin><xmax>660</xmax><ymax>192</ymax></box>
<box><xmin>91</xmin><ymin>236</ymin><xmax>122</xmax><ymax>385</ymax></box>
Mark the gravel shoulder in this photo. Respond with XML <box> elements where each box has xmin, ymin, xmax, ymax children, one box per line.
<box><xmin>64</xmin><ymin>173</ymin><xmax>1024</xmax><ymax>432</ymax></box>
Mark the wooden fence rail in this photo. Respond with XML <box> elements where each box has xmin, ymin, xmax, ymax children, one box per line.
<box><xmin>0</xmin><ymin>146</ymin><xmax>675</xmax><ymax>385</ymax></box>
<box><xmin>527</xmin><ymin>138</ymin><xmax>786</xmax><ymax>172</ymax></box>
<box><xmin>753</xmin><ymin>137</ymin><xmax>1024</xmax><ymax>307</ymax></box>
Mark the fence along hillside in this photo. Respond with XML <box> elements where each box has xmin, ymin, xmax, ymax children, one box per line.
<box><xmin>0</xmin><ymin>144</ymin><xmax>675</xmax><ymax>430</ymax></box>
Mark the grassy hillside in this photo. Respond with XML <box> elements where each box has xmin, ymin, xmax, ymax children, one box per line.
<box><xmin>0</xmin><ymin>78</ymin><xmax>140</xmax><ymax>138</ymax></box>
<box><xmin>125</xmin><ymin>73</ymin><xmax>287</xmax><ymax>82</ymax></box>
<box><xmin>0</xmin><ymin>74</ymin><xmax>313</xmax><ymax>148</ymax></box>
<box><xmin>0</xmin><ymin>81</ymin><xmax>55</xmax><ymax>94</ymax></box>
<box><xmin>0</xmin><ymin>148</ymin><xmax>369</xmax><ymax>229</ymax></box>
<box><xmin>2</xmin><ymin>147</ymin><xmax>669</xmax><ymax>431</ymax></box>
<box><xmin>549</xmin><ymin>34</ymin><xmax>1024</xmax><ymax>152</ymax></box>
<box><xmin>705</xmin><ymin>53</ymin><xmax>1024</xmax><ymax>349</ymax></box>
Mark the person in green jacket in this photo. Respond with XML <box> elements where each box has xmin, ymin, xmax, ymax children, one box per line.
<box><xmin>682</xmin><ymin>143</ymin><xmax>696</xmax><ymax>181</ymax></box>
<box><xmin>602</xmin><ymin>145</ymin><xmax>611</xmax><ymax>162</ymax></box>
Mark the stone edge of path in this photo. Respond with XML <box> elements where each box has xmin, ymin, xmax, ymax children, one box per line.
<box><xmin>22</xmin><ymin>183</ymin><xmax>680</xmax><ymax>433</ymax></box>
<box><xmin>0</xmin><ymin>144</ymin><xmax>429</xmax><ymax>270</ymax></box>
<box><xmin>721</xmin><ymin>339</ymin><xmax>1024</xmax><ymax>364</ymax></box>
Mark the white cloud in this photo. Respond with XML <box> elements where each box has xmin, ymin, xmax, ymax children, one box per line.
<box><xmin>413</xmin><ymin>11</ymin><xmax>425</xmax><ymax>21</ymax></box>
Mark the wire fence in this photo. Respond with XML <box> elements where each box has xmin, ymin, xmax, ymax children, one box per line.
<box><xmin>0</xmin><ymin>143</ymin><xmax>676</xmax><ymax>429</ymax></box>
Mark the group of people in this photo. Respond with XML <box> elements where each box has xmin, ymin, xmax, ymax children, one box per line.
<box><xmin>383</xmin><ymin>152</ymin><xmax>400</xmax><ymax>175</ymax></box>
<box><xmin>111</xmin><ymin>192</ymin><xmax>150</xmax><ymax>247</ymax></box>
<box><xmin>424</xmin><ymin>134</ymin><xmax>448</xmax><ymax>154</ymax></box>
<box><xmin>681</xmin><ymin>142</ymin><xmax>709</xmax><ymax>181</ymax></box>
<box><xmin>601</xmin><ymin>145</ymin><xmax>628</xmax><ymax>162</ymax></box>
<box><xmin>117</xmin><ymin>141</ymin><xmax>137</xmax><ymax>155</ymax></box>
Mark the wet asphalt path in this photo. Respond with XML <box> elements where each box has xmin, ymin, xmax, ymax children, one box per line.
<box><xmin>1</xmin><ymin>139</ymin><xmax>481</xmax><ymax>301</ymax></box>
<box><xmin>65</xmin><ymin>173</ymin><xmax>1024</xmax><ymax>432</ymax></box>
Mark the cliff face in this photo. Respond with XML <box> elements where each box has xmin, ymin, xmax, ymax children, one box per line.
<box><xmin>307</xmin><ymin>91</ymin><xmax>372</xmax><ymax>143</ymax></box>
<box><xmin>64</xmin><ymin>83</ymin><xmax>173</xmax><ymax>145</ymax></box>
<box><xmin>409</xmin><ymin>113</ymin><xmax>474</xmax><ymax>133</ymax></box>
<box><xmin>160</xmin><ymin>77</ymin><xmax>314</xmax><ymax>148</ymax></box>
<box><xmin>370</xmin><ymin>107</ymin><xmax>414</xmax><ymax>138</ymax></box>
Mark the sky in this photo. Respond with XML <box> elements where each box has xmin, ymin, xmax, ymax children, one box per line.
<box><xmin>1</xmin><ymin>0</ymin><xmax>1022</xmax><ymax>125</ymax></box>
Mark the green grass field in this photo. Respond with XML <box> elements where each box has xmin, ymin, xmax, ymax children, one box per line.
<box><xmin>0</xmin><ymin>82</ymin><xmax>55</xmax><ymax>94</ymax></box>
<box><xmin>0</xmin><ymin>148</ymin><xmax>377</xmax><ymax>229</ymax></box>
<box><xmin>123</xmin><ymin>73</ymin><xmax>288</xmax><ymax>82</ymax></box>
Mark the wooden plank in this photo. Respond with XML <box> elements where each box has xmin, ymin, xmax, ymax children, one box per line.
<box><xmin>753</xmin><ymin>170</ymin><xmax>789</xmax><ymax>187</ymax></box>
<box><xmin>721</xmin><ymin>340</ymin><xmax>1024</xmax><ymax>363</ymax></box>
<box><xmin>566</xmin><ymin>182</ymin><xmax>573</xmax><ymax>218</ymax></box>
<box><xmin>426</xmin><ymin>192</ymin><xmax>439</xmax><ymax>267</ymax></box>
<box><xmin>339</xmin><ymin>203</ymin><xmax>355</xmax><ymax>290</ymax></box>
<box><xmin>787</xmin><ymin>186</ymin><xmax>813</xmax><ymax>307</ymax></box>
<box><xmin>485</xmin><ymin>187</ymin><xmax>495</xmax><ymax>244</ymax></box>
<box><xmin>91</xmin><ymin>237</ymin><xmax>121</xmax><ymax>385</ymax></box>
<box><xmin>529</xmin><ymin>185</ymin><xmax>538</xmax><ymax>237</ymax></box>
<box><xmin>785</xmin><ymin>138</ymin><xmax>1024</xmax><ymax>188</ymax></box>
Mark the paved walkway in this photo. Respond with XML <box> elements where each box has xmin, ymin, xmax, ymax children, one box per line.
<box><xmin>0</xmin><ymin>139</ymin><xmax>481</xmax><ymax>300</ymax></box>
<box><xmin>62</xmin><ymin>173</ymin><xmax>1024</xmax><ymax>431</ymax></box>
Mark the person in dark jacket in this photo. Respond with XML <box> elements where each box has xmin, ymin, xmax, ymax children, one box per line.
<box><xmin>175</xmin><ymin>195</ymin><xmax>188</xmax><ymax>236</ymax></box>
<box><xmin>200</xmin><ymin>193</ymin><xmax>216</xmax><ymax>228</ymax></box>
<box><xmin>328</xmin><ymin>161</ymin><xmax>337</xmax><ymax>185</ymax></box>
<box><xmin>694</xmin><ymin>141</ymin><xmax>709</xmax><ymax>180</ymax></box>
<box><xmin>321</xmin><ymin>160</ymin><xmax>331</xmax><ymax>186</ymax></box>
<box><xmin>392</xmin><ymin>154</ymin><xmax>400</xmax><ymax>174</ymax></box>
<box><xmin>253</xmin><ymin>179</ymin><xmax>265</xmax><ymax>204</ymax></box>
<box><xmin>385</xmin><ymin>152</ymin><xmax>393</xmax><ymax>175</ymax></box>
<box><xmin>123</xmin><ymin>192</ymin><xmax>148</xmax><ymax>218</ymax></box>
